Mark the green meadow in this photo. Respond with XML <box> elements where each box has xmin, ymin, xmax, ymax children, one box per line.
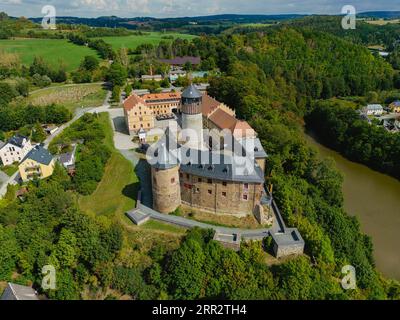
<box><xmin>98</xmin><ymin>32</ymin><xmax>197</xmax><ymax>50</ymax></box>
<box><xmin>0</xmin><ymin>38</ymin><xmax>98</xmax><ymax>71</ymax></box>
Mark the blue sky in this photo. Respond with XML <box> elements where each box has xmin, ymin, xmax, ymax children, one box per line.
<box><xmin>0</xmin><ymin>0</ymin><xmax>399</xmax><ymax>18</ymax></box>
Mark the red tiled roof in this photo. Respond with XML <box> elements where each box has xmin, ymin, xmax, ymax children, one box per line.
<box><xmin>202</xmin><ymin>94</ymin><xmax>221</xmax><ymax>117</ymax></box>
<box><xmin>208</xmin><ymin>109</ymin><xmax>237</xmax><ymax>130</ymax></box>
<box><xmin>208</xmin><ymin>108</ymin><xmax>256</xmax><ymax>138</ymax></box>
<box><xmin>142</xmin><ymin>92</ymin><xmax>181</xmax><ymax>103</ymax></box>
<box><xmin>231</xmin><ymin>120</ymin><xmax>256</xmax><ymax>138</ymax></box>
<box><xmin>123</xmin><ymin>94</ymin><xmax>146</xmax><ymax>112</ymax></box>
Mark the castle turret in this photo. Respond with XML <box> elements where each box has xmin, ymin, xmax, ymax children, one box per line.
<box><xmin>151</xmin><ymin>128</ymin><xmax>181</xmax><ymax>214</ymax></box>
<box><xmin>181</xmin><ymin>84</ymin><xmax>205</xmax><ymax>150</ymax></box>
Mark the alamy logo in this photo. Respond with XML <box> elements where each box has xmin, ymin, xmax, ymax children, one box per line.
<box><xmin>341</xmin><ymin>5</ymin><xmax>356</xmax><ymax>30</ymax></box>
<box><xmin>41</xmin><ymin>5</ymin><xmax>57</xmax><ymax>30</ymax></box>
<box><xmin>341</xmin><ymin>265</ymin><xmax>357</xmax><ymax>290</ymax></box>
<box><xmin>42</xmin><ymin>265</ymin><xmax>56</xmax><ymax>290</ymax></box>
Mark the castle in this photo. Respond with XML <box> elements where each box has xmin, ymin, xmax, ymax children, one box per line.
<box><xmin>136</xmin><ymin>85</ymin><xmax>272</xmax><ymax>222</ymax></box>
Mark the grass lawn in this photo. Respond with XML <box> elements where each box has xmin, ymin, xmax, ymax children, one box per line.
<box><xmin>1</xmin><ymin>164</ymin><xmax>19</xmax><ymax>176</ymax></box>
<box><xmin>0</xmin><ymin>38</ymin><xmax>98</xmax><ymax>72</ymax></box>
<box><xmin>98</xmin><ymin>32</ymin><xmax>196</xmax><ymax>50</ymax></box>
<box><xmin>13</xmin><ymin>83</ymin><xmax>107</xmax><ymax>113</ymax></box>
<box><xmin>141</xmin><ymin>220</ymin><xmax>187</xmax><ymax>234</ymax></box>
<box><xmin>79</xmin><ymin>152</ymin><xmax>139</xmax><ymax>218</ymax></box>
<box><xmin>78</xmin><ymin>113</ymin><xmax>187</xmax><ymax>246</ymax></box>
<box><xmin>78</xmin><ymin>112</ymin><xmax>138</xmax><ymax>218</ymax></box>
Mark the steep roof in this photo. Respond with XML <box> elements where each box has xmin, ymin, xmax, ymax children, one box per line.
<box><xmin>208</xmin><ymin>108</ymin><xmax>237</xmax><ymax>130</ymax></box>
<box><xmin>149</xmin><ymin>127</ymin><xmax>179</xmax><ymax>170</ymax></box>
<box><xmin>59</xmin><ymin>152</ymin><xmax>74</xmax><ymax>164</ymax></box>
<box><xmin>6</xmin><ymin>135</ymin><xmax>28</xmax><ymax>149</ymax></box>
<box><xmin>231</xmin><ymin>120</ymin><xmax>256</xmax><ymax>138</ymax></box>
<box><xmin>179</xmin><ymin>147</ymin><xmax>264</xmax><ymax>184</ymax></box>
<box><xmin>182</xmin><ymin>84</ymin><xmax>202</xmax><ymax>99</ymax></box>
<box><xmin>391</xmin><ymin>100</ymin><xmax>400</xmax><ymax>107</ymax></box>
<box><xmin>123</xmin><ymin>93</ymin><xmax>147</xmax><ymax>112</ymax></box>
<box><xmin>202</xmin><ymin>94</ymin><xmax>221</xmax><ymax>117</ymax></box>
<box><xmin>22</xmin><ymin>145</ymin><xmax>53</xmax><ymax>165</ymax></box>
<box><xmin>1</xmin><ymin>283</ymin><xmax>39</xmax><ymax>301</ymax></box>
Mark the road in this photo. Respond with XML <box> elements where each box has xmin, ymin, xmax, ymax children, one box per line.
<box><xmin>0</xmin><ymin>91</ymin><xmax>112</xmax><ymax>199</ymax></box>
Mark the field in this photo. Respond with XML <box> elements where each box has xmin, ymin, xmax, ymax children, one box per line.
<box><xmin>0</xmin><ymin>38</ymin><xmax>98</xmax><ymax>71</ymax></box>
<box><xmin>365</xmin><ymin>19</ymin><xmax>400</xmax><ymax>26</ymax></box>
<box><xmin>13</xmin><ymin>83</ymin><xmax>107</xmax><ymax>113</ymax></box>
<box><xmin>98</xmin><ymin>32</ymin><xmax>196</xmax><ymax>50</ymax></box>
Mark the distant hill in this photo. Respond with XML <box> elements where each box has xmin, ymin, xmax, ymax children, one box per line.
<box><xmin>28</xmin><ymin>14</ymin><xmax>307</xmax><ymax>31</ymax></box>
<box><xmin>25</xmin><ymin>11</ymin><xmax>400</xmax><ymax>34</ymax></box>
<box><xmin>359</xmin><ymin>11</ymin><xmax>400</xmax><ymax>19</ymax></box>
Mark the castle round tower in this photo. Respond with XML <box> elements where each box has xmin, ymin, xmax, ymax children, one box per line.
<box><xmin>181</xmin><ymin>84</ymin><xmax>205</xmax><ymax>150</ymax></box>
<box><xmin>151</xmin><ymin>129</ymin><xmax>181</xmax><ymax>214</ymax></box>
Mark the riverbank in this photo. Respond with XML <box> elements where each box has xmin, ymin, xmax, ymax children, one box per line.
<box><xmin>304</xmin><ymin>131</ymin><xmax>400</xmax><ymax>280</ymax></box>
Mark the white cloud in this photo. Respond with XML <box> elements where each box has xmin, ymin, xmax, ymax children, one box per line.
<box><xmin>1</xmin><ymin>0</ymin><xmax>399</xmax><ymax>18</ymax></box>
<box><xmin>125</xmin><ymin>0</ymin><xmax>150</xmax><ymax>13</ymax></box>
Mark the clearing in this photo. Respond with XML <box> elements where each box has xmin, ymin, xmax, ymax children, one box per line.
<box><xmin>0</xmin><ymin>38</ymin><xmax>98</xmax><ymax>71</ymax></box>
<box><xmin>13</xmin><ymin>83</ymin><xmax>107</xmax><ymax>113</ymax></box>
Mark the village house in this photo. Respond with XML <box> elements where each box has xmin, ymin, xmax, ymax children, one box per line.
<box><xmin>169</xmin><ymin>69</ymin><xmax>187</xmax><ymax>82</ymax></box>
<box><xmin>141</xmin><ymin>74</ymin><xmax>163</xmax><ymax>82</ymax></box>
<box><xmin>19</xmin><ymin>145</ymin><xmax>55</xmax><ymax>182</ymax></box>
<box><xmin>362</xmin><ymin>104</ymin><xmax>384</xmax><ymax>116</ymax></box>
<box><xmin>59</xmin><ymin>144</ymin><xmax>78</xmax><ymax>175</ymax></box>
<box><xmin>1</xmin><ymin>283</ymin><xmax>39</xmax><ymax>301</ymax></box>
<box><xmin>389</xmin><ymin>100</ymin><xmax>400</xmax><ymax>113</ymax></box>
<box><xmin>0</xmin><ymin>135</ymin><xmax>33</xmax><ymax>166</ymax></box>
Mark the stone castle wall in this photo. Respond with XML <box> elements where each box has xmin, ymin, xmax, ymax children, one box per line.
<box><xmin>179</xmin><ymin>172</ymin><xmax>263</xmax><ymax>215</ymax></box>
<box><xmin>152</xmin><ymin>166</ymin><xmax>181</xmax><ymax>214</ymax></box>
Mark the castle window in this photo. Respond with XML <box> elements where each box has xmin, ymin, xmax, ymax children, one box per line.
<box><xmin>186</xmin><ymin>174</ymin><xmax>190</xmax><ymax>179</ymax></box>
<box><xmin>208</xmin><ymin>190</ymin><xmax>212</xmax><ymax>195</ymax></box>
<box><xmin>198</xmin><ymin>178</ymin><xmax>202</xmax><ymax>183</ymax></box>
<box><xmin>222</xmin><ymin>182</ymin><xmax>227</xmax><ymax>187</ymax></box>
<box><xmin>171</xmin><ymin>178</ymin><xmax>175</xmax><ymax>184</ymax></box>
<box><xmin>207</xmin><ymin>179</ymin><xmax>212</xmax><ymax>184</ymax></box>
<box><xmin>243</xmin><ymin>194</ymin><xmax>248</xmax><ymax>201</ymax></box>
<box><xmin>222</xmin><ymin>192</ymin><xmax>227</xmax><ymax>197</ymax></box>
<box><xmin>244</xmin><ymin>183</ymin><xmax>249</xmax><ymax>190</ymax></box>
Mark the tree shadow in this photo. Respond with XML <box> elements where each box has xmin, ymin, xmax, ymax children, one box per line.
<box><xmin>112</xmin><ymin>116</ymin><xmax>129</xmax><ymax>134</ymax></box>
<box><xmin>122</xmin><ymin>181</ymin><xmax>140</xmax><ymax>202</ymax></box>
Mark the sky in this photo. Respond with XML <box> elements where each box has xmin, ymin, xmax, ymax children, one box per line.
<box><xmin>0</xmin><ymin>0</ymin><xmax>400</xmax><ymax>18</ymax></box>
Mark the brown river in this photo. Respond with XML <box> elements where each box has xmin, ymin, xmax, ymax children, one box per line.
<box><xmin>304</xmin><ymin>132</ymin><xmax>400</xmax><ymax>280</ymax></box>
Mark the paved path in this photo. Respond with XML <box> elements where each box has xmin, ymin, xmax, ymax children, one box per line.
<box><xmin>134</xmin><ymin>203</ymin><xmax>271</xmax><ymax>240</ymax></box>
<box><xmin>0</xmin><ymin>171</ymin><xmax>20</xmax><ymax>198</ymax></box>
<box><xmin>0</xmin><ymin>91</ymin><xmax>112</xmax><ymax>199</ymax></box>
